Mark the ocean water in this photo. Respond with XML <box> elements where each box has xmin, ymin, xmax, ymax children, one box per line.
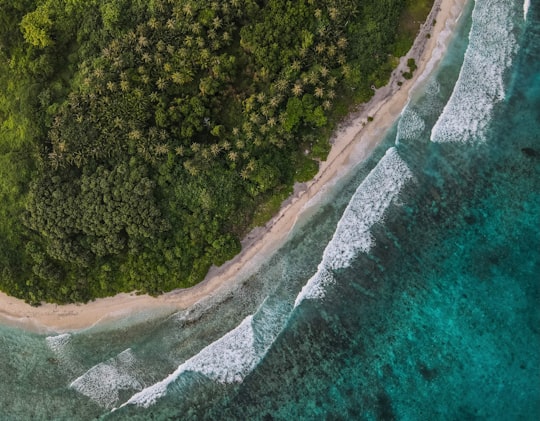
<box><xmin>1</xmin><ymin>0</ymin><xmax>539</xmax><ymax>419</ymax></box>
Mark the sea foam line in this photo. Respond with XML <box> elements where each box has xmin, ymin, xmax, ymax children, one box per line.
<box><xmin>119</xmin><ymin>296</ymin><xmax>293</xmax><ymax>410</ymax></box>
<box><xmin>524</xmin><ymin>0</ymin><xmax>530</xmax><ymax>21</ymax></box>
<box><xmin>430</xmin><ymin>0</ymin><xmax>518</xmax><ymax>143</ymax></box>
<box><xmin>46</xmin><ymin>333</ymin><xmax>86</xmax><ymax>375</ymax></box>
<box><xmin>120</xmin><ymin>315</ymin><xmax>258</xmax><ymax>408</ymax></box>
<box><xmin>295</xmin><ymin>147</ymin><xmax>413</xmax><ymax>307</ymax></box>
<box><xmin>70</xmin><ymin>348</ymin><xmax>143</xmax><ymax>409</ymax></box>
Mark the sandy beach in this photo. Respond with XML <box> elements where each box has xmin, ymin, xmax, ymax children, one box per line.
<box><xmin>0</xmin><ymin>0</ymin><xmax>466</xmax><ymax>334</ymax></box>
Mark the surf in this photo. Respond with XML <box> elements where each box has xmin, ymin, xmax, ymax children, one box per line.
<box><xmin>295</xmin><ymin>147</ymin><xmax>413</xmax><ymax>307</ymax></box>
<box><xmin>430</xmin><ymin>0</ymin><xmax>519</xmax><ymax>143</ymax></box>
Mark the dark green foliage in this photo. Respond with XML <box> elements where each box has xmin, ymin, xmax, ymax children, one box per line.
<box><xmin>0</xmin><ymin>0</ymin><xmax>431</xmax><ymax>303</ymax></box>
<box><xmin>402</xmin><ymin>57</ymin><xmax>418</xmax><ymax>80</ymax></box>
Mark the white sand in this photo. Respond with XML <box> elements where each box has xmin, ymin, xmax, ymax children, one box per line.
<box><xmin>0</xmin><ymin>0</ymin><xmax>467</xmax><ymax>333</ymax></box>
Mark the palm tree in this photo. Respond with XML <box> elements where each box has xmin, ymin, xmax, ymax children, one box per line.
<box><xmin>201</xmin><ymin>147</ymin><xmax>211</xmax><ymax>160</ymax></box>
<box><xmin>172</xmin><ymin>71</ymin><xmax>192</xmax><ymax>85</ymax></box>
<box><xmin>207</xmin><ymin>28</ymin><xmax>217</xmax><ymax>40</ymax></box>
<box><xmin>120</xmin><ymin>80</ymin><xmax>130</xmax><ymax>92</ymax></box>
<box><xmin>309</xmin><ymin>70</ymin><xmax>319</xmax><ymax>85</ymax></box>
<box><xmin>337</xmin><ymin>37</ymin><xmax>348</xmax><ymax>49</ymax></box>
<box><xmin>142</xmin><ymin>52</ymin><xmax>152</xmax><ymax>63</ymax></box>
<box><xmin>149</xmin><ymin>127</ymin><xmax>159</xmax><ymax>139</ymax></box>
<box><xmin>328</xmin><ymin>7</ymin><xmax>339</xmax><ymax>21</ymax></box>
<box><xmin>290</xmin><ymin>60</ymin><xmax>301</xmax><ymax>72</ymax></box>
<box><xmin>137</xmin><ymin>35</ymin><xmax>148</xmax><ymax>47</ymax></box>
<box><xmin>93</xmin><ymin>67</ymin><xmax>104</xmax><ymax>79</ymax></box>
<box><xmin>314</xmin><ymin>86</ymin><xmax>324</xmax><ymax>98</ymax></box>
<box><xmin>154</xmin><ymin>143</ymin><xmax>169</xmax><ymax>156</ymax></box>
<box><xmin>128</xmin><ymin>130</ymin><xmax>142</xmax><ymax>141</ymax></box>
<box><xmin>183</xmin><ymin>3</ymin><xmax>193</xmax><ymax>17</ymax></box>
<box><xmin>113</xmin><ymin>57</ymin><xmax>124</xmax><ymax>69</ymax></box>
<box><xmin>327</xmin><ymin>45</ymin><xmax>337</xmax><ymax>58</ymax></box>
<box><xmin>320</xmin><ymin>66</ymin><xmax>329</xmax><ymax>77</ymax></box>
<box><xmin>269</xmin><ymin>95</ymin><xmax>282</xmax><ymax>108</ymax></box>
<box><xmin>246</xmin><ymin>159</ymin><xmax>256</xmax><ymax>171</ymax></box>
<box><xmin>157</xmin><ymin>78</ymin><xmax>167</xmax><ymax>90</ymax></box>
<box><xmin>166</xmin><ymin>19</ymin><xmax>176</xmax><ymax>30</ymax></box>
<box><xmin>210</xmin><ymin>143</ymin><xmax>221</xmax><ymax>156</ymax></box>
<box><xmin>249</xmin><ymin>112</ymin><xmax>261</xmax><ymax>125</ymax></box>
<box><xmin>191</xmin><ymin>22</ymin><xmax>202</xmax><ymax>35</ymax></box>
<box><xmin>148</xmin><ymin>17</ymin><xmax>159</xmax><ymax>30</ymax></box>
<box><xmin>292</xmin><ymin>82</ymin><xmax>303</xmax><ymax>97</ymax></box>
<box><xmin>275</xmin><ymin>79</ymin><xmax>288</xmax><ymax>93</ymax></box>
<box><xmin>227</xmin><ymin>151</ymin><xmax>238</xmax><ymax>162</ymax></box>
<box><xmin>184</xmin><ymin>160</ymin><xmax>199</xmax><ymax>176</ymax></box>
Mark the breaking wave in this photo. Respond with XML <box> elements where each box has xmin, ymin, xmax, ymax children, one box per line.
<box><xmin>431</xmin><ymin>0</ymin><xmax>519</xmax><ymax>143</ymax></box>
<box><xmin>70</xmin><ymin>348</ymin><xmax>144</xmax><ymax>409</ymax></box>
<box><xmin>294</xmin><ymin>147</ymin><xmax>413</xmax><ymax>307</ymax></box>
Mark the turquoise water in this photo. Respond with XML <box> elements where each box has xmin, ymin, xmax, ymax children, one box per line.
<box><xmin>1</xmin><ymin>0</ymin><xmax>539</xmax><ymax>419</ymax></box>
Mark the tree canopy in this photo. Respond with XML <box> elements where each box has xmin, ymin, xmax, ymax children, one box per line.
<box><xmin>0</xmin><ymin>0</ymin><xmax>431</xmax><ymax>304</ymax></box>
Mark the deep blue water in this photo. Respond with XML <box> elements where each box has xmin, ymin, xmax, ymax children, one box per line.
<box><xmin>1</xmin><ymin>0</ymin><xmax>539</xmax><ymax>419</ymax></box>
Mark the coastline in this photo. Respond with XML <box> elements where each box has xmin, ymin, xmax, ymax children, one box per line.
<box><xmin>0</xmin><ymin>0</ymin><xmax>466</xmax><ymax>334</ymax></box>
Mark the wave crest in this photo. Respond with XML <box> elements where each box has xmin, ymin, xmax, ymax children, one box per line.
<box><xmin>431</xmin><ymin>0</ymin><xmax>518</xmax><ymax>143</ymax></box>
<box><xmin>295</xmin><ymin>147</ymin><xmax>413</xmax><ymax>307</ymax></box>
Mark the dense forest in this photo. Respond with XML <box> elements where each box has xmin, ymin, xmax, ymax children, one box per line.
<box><xmin>0</xmin><ymin>0</ymin><xmax>433</xmax><ymax>304</ymax></box>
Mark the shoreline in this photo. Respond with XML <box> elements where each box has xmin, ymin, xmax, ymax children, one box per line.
<box><xmin>0</xmin><ymin>0</ymin><xmax>466</xmax><ymax>334</ymax></box>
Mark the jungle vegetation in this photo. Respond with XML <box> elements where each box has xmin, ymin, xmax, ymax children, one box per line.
<box><xmin>0</xmin><ymin>0</ymin><xmax>433</xmax><ymax>304</ymax></box>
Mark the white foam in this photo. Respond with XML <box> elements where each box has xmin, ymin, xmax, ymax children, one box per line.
<box><xmin>45</xmin><ymin>333</ymin><xmax>71</xmax><ymax>353</ymax></box>
<box><xmin>46</xmin><ymin>333</ymin><xmax>84</xmax><ymax>374</ymax></box>
<box><xmin>295</xmin><ymin>147</ymin><xmax>413</xmax><ymax>307</ymax></box>
<box><xmin>70</xmin><ymin>348</ymin><xmax>143</xmax><ymax>409</ymax></box>
<box><xmin>431</xmin><ymin>0</ymin><xmax>518</xmax><ymax>143</ymax></box>
<box><xmin>122</xmin><ymin>315</ymin><xmax>259</xmax><ymax>408</ymax></box>
<box><xmin>524</xmin><ymin>0</ymin><xmax>530</xmax><ymax>20</ymax></box>
<box><xmin>397</xmin><ymin>108</ymin><xmax>426</xmax><ymax>142</ymax></box>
